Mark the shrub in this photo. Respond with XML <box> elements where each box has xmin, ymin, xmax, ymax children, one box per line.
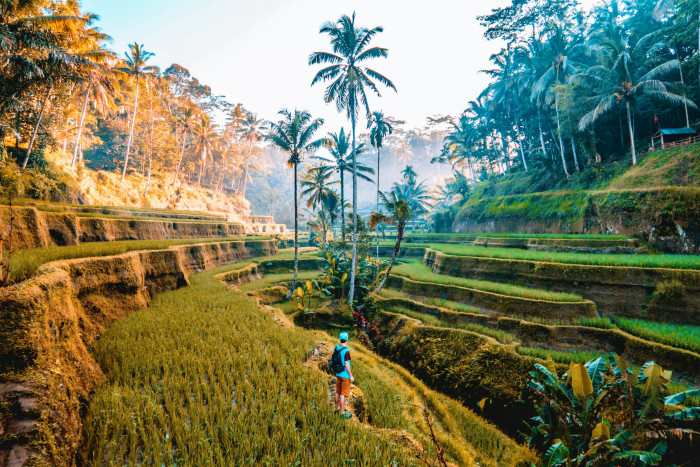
<box><xmin>526</xmin><ymin>355</ymin><xmax>700</xmax><ymax>466</ymax></box>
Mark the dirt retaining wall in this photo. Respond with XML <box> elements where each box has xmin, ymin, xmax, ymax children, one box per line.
<box><xmin>425</xmin><ymin>250</ymin><xmax>700</xmax><ymax>324</ymax></box>
<box><xmin>0</xmin><ymin>206</ymin><xmax>248</xmax><ymax>249</ymax></box>
<box><xmin>373</xmin><ymin>296</ymin><xmax>700</xmax><ymax>383</ymax></box>
<box><xmin>0</xmin><ymin>239</ymin><xmax>276</xmax><ymax>466</ymax></box>
<box><xmin>385</xmin><ymin>275</ymin><xmax>598</xmax><ymax>322</ymax></box>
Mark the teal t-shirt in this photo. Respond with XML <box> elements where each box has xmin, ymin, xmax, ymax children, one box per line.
<box><xmin>334</xmin><ymin>345</ymin><xmax>351</xmax><ymax>378</ymax></box>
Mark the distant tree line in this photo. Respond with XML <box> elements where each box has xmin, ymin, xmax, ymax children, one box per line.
<box><xmin>433</xmin><ymin>0</ymin><xmax>697</xmax><ymax>186</ymax></box>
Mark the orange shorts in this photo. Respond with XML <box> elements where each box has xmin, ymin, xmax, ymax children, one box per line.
<box><xmin>335</xmin><ymin>377</ymin><xmax>351</xmax><ymax>397</ymax></box>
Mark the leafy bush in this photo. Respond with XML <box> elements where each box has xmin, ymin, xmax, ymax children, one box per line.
<box><xmin>526</xmin><ymin>355</ymin><xmax>699</xmax><ymax>466</ymax></box>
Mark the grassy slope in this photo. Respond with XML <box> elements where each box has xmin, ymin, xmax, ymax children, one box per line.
<box><xmin>389</xmin><ymin>259</ymin><xmax>584</xmax><ymax>302</ymax></box>
<box><xmin>606</xmin><ymin>144</ymin><xmax>699</xmax><ymax>190</ymax></box>
<box><xmin>398</xmin><ymin>243</ymin><xmax>700</xmax><ymax>270</ymax></box>
<box><xmin>84</xmin><ymin>262</ymin><xmax>535</xmax><ymax>466</ymax></box>
<box><xmin>6</xmin><ymin>237</ymin><xmax>267</xmax><ymax>284</ymax></box>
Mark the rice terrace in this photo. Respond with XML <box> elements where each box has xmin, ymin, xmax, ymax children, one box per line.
<box><xmin>1</xmin><ymin>0</ymin><xmax>700</xmax><ymax>465</ymax></box>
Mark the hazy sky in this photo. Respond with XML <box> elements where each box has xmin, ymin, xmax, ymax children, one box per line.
<box><xmin>81</xmin><ymin>0</ymin><xmax>597</xmax><ymax>132</ymax></box>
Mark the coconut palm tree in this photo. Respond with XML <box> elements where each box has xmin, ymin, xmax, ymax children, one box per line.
<box><xmin>114</xmin><ymin>43</ymin><xmax>159</xmax><ymax>181</ymax></box>
<box><xmin>301</xmin><ymin>167</ymin><xmax>338</xmax><ymax>249</ymax></box>
<box><xmin>368</xmin><ymin>110</ymin><xmax>393</xmax><ymax>266</ymax></box>
<box><xmin>190</xmin><ymin>115</ymin><xmax>219</xmax><ymax>191</ymax></box>
<box><xmin>369</xmin><ymin>189</ymin><xmax>412</xmax><ymax>293</ymax></box>
<box><xmin>310</xmin><ymin>12</ymin><xmax>396</xmax><ymax>304</ymax></box>
<box><xmin>577</xmin><ymin>33</ymin><xmax>695</xmax><ymax>165</ymax></box>
<box><xmin>172</xmin><ymin>106</ymin><xmax>195</xmax><ymax>184</ymax></box>
<box><xmin>70</xmin><ymin>56</ymin><xmax>116</xmax><ymax>168</ymax></box>
<box><xmin>532</xmin><ymin>26</ymin><xmax>584</xmax><ymax>177</ymax></box>
<box><xmin>237</xmin><ymin>112</ymin><xmax>264</xmax><ymax>196</ymax></box>
<box><xmin>311</xmin><ymin>128</ymin><xmax>374</xmax><ymax>245</ymax></box>
<box><xmin>267</xmin><ymin>109</ymin><xmax>326</xmax><ymax>297</ymax></box>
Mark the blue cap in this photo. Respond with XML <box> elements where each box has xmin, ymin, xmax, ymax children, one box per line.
<box><xmin>339</xmin><ymin>332</ymin><xmax>349</xmax><ymax>342</ymax></box>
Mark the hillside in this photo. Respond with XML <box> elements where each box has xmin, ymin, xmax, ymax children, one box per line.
<box><xmin>1</xmin><ymin>152</ymin><xmax>252</xmax><ymax>219</ymax></box>
<box><xmin>442</xmin><ymin>145</ymin><xmax>700</xmax><ymax>254</ymax></box>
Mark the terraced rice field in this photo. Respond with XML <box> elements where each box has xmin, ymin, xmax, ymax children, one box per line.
<box><xmin>390</xmin><ymin>259</ymin><xmax>584</xmax><ymax>302</ymax></box>
<box><xmin>615</xmin><ymin>318</ymin><xmax>700</xmax><ymax>353</ymax></box>
<box><xmin>5</xmin><ymin>237</ymin><xmax>264</xmax><ymax>284</ymax></box>
<box><xmin>83</xmin><ymin>262</ymin><xmax>534</xmax><ymax>466</ymax></box>
<box><xmin>394</xmin><ymin>243</ymin><xmax>700</xmax><ymax>269</ymax></box>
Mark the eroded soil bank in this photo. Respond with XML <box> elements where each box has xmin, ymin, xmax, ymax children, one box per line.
<box><xmin>0</xmin><ymin>239</ymin><xmax>276</xmax><ymax>466</ymax></box>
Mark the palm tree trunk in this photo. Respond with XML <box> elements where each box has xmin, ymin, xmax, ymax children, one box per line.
<box><xmin>23</xmin><ymin>83</ymin><xmax>53</xmax><ymax>169</ymax></box>
<box><xmin>72</xmin><ymin>87</ymin><xmax>90</xmax><ymax>168</ymax></box>
<box><xmin>377</xmin><ymin>221</ymin><xmax>403</xmax><ymax>293</ymax></box>
<box><xmin>376</xmin><ymin>146</ymin><xmax>380</xmax><ymax>277</ymax></box>
<box><xmin>571</xmin><ymin>139</ymin><xmax>580</xmax><ymax>172</ymax></box>
<box><xmin>348</xmin><ymin>108</ymin><xmax>358</xmax><ymax>305</ymax></box>
<box><xmin>173</xmin><ymin>129</ymin><xmax>187</xmax><ymax>184</ymax></box>
<box><xmin>197</xmin><ymin>150</ymin><xmax>205</xmax><ymax>191</ymax></box>
<box><xmin>145</xmin><ymin>154</ymin><xmax>152</xmax><ymax>196</ymax></box>
<box><xmin>242</xmin><ymin>142</ymin><xmax>252</xmax><ymax>196</ymax></box>
<box><xmin>515</xmin><ymin>123</ymin><xmax>528</xmax><ymax>171</ymax></box>
<box><xmin>626</xmin><ymin>101</ymin><xmax>637</xmax><ymax>165</ymax></box>
<box><xmin>538</xmin><ymin>115</ymin><xmax>548</xmax><ymax>161</ymax></box>
<box><xmin>122</xmin><ymin>75</ymin><xmax>140</xmax><ymax>181</ymax></box>
<box><xmin>340</xmin><ymin>170</ymin><xmax>345</xmax><ymax>247</ymax></box>
<box><xmin>555</xmin><ymin>97</ymin><xmax>570</xmax><ymax>177</ymax></box>
<box><xmin>289</xmin><ymin>161</ymin><xmax>299</xmax><ymax>298</ymax></box>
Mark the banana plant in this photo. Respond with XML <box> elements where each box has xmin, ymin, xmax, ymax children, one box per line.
<box><xmin>526</xmin><ymin>354</ymin><xmax>699</xmax><ymax>466</ymax></box>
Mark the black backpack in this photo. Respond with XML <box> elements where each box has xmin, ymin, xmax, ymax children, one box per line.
<box><xmin>329</xmin><ymin>347</ymin><xmax>346</xmax><ymax>374</ymax></box>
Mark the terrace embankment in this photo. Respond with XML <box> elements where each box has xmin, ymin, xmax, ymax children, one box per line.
<box><xmin>373</xmin><ymin>296</ymin><xmax>700</xmax><ymax>384</ymax></box>
<box><xmin>453</xmin><ymin>187</ymin><xmax>700</xmax><ymax>254</ymax></box>
<box><xmin>0</xmin><ymin>239</ymin><xmax>276</xmax><ymax>466</ymax></box>
<box><xmin>399</xmin><ymin>234</ymin><xmax>644</xmax><ymax>254</ymax></box>
<box><xmin>384</xmin><ymin>275</ymin><xmax>597</xmax><ymax>322</ymax></box>
<box><xmin>425</xmin><ymin>249</ymin><xmax>700</xmax><ymax>324</ymax></box>
<box><xmin>373</xmin><ymin>310</ymin><xmax>537</xmax><ymax>438</ymax></box>
<box><xmin>0</xmin><ymin>205</ymin><xmax>248</xmax><ymax>249</ymax></box>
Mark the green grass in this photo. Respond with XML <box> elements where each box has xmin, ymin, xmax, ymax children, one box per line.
<box><xmin>615</xmin><ymin>318</ymin><xmax>700</xmax><ymax>354</ymax></box>
<box><xmin>390</xmin><ymin>260</ymin><xmax>584</xmax><ymax>302</ymax></box>
<box><xmin>71</xmin><ymin>211</ymin><xmax>244</xmax><ymax>224</ymax></box>
<box><xmin>411</xmin><ymin>243</ymin><xmax>700</xmax><ymax>270</ymax></box>
<box><xmin>516</xmin><ymin>346</ymin><xmax>601</xmax><ymax>364</ymax></box>
<box><xmin>398</xmin><ymin>232</ymin><xmax>629</xmax><ymax>241</ymax></box>
<box><xmin>237</xmin><ymin>271</ymin><xmax>319</xmax><ymax>292</ymax></box>
<box><xmin>573</xmin><ymin>317</ymin><xmax>614</xmax><ymax>329</ymax></box>
<box><xmin>376</xmin><ymin>289</ymin><xmax>482</xmax><ymax>315</ymax></box>
<box><xmin>383</xmin><ymin>305</ymin><xmax>517</xmax><ymax>344</ymax></box>
<box><xmin>6</xmin><ymin>237</ymin><xmax>267</xmax><ymax>284</ymax></box>
<box><xmin>82</xmin><ymin>265</ymin><xmax>417</xmax><ymax>465</ymax></box>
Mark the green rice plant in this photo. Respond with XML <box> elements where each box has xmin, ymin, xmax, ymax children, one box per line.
<box><xmin>383</xmin><ymin>305</ymin><xmax>516</xmax><ymax>344</ymax></box>
<box><xmin>399</xmin><ymin>232</ymin><xmax>628</xmax><ymax>241</ymax></box>
<box><xmin>390</xmin><ymin>260</ymin><xmax>584</xmax><ymax>302</ymax></box>
<box><xmin>516</xmin><ymin>346</ymin><xmax>600</xmax><ymax>364</ymax></box>
<box><xmin>615</xmin><ymin>318</ymin><xmax>700</xmax><ymax>353</ymax></box>
<box><xmin>422</xmin><ymin>297</ymin><xmax>481</xmax><ymax>314</ymax></box>
<box><xmin>421</xmin><ymin>243</ymin><xmax>700</xmax><ymax>270</ymax></box>
<box><xmin>573</xmin><ymin>317</ymin><xmax>614</xmax><ymax>329</ymax></box>
<box><xmin>83</xmin><ymin>262</ymin><xmax>535</xmax><ymax>466</ymax></box>
<box><xmin>83</xmin><ymin>266</ymin><xmax>416</xmax><ymax>466</ymax></box>
<box><xmin>7</xmin><ymin>237</ymin><xmax>263</xmax><ymax>284</ymax></box>
<box><xmin>237</xmin><ymin>271</ymin><xmax>319</xmax><ymax>292</ymax></box>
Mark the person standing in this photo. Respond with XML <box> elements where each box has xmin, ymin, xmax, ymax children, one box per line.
<box><xmin>330</xmin><ymin>331</ymin><xmax>354</xmax><ymax>419</ymax></box>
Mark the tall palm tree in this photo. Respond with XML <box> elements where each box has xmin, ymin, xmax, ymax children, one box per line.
<box><xmin>190</xmin><ymin>115</ymin><xmax>219</xmax><ymax>191</ymax></box>
<box><xmin>533</xmin><ymin>26</ymin><xmax>584</xmax><ymax>177</ymax></box>
<box><xmin>237</xmin><ymin>112</ymin><xmax>264</xmax><ymax>196</ymax></box>
<box><xmin>310</xmin><ymin>12</ymin><xmax>396</xmax><ymax>304</ymax></box>
<box><xmin>301</xmin><ymin>166</ymin><xmax>338</xmax><ymax>249</ymax></box>
<box><xmin>70</xmin><ymin>57</ymin><xmax>116</xmax><ymax>168</ymax></box>
<box><xmin>311</xmin><ymin>128</ymin><xmax>374</xmax><ymax>245</ymax></box>
<box><xmin>172</xmin><ymin>106</ymin><xmax>195</xmax><ymax>184</ymax></box>
<box><xmin>577</xmin><ymin>33</ymin><xmax>695</xmax><ymax>165</ymax></box>
<box><xmin>368</xmin><ymin>110</ymin><xmax>393</xmax><ymax>266</ymax></box>
<box><xmin>267</xmin><ymin>109</ymin><xmax>326</xmax><ymax>297</ymax></box>
<box><xmin>114</xmin><ymin>43</ymin><xmax>158</xmax><ymax>181</ymax></box>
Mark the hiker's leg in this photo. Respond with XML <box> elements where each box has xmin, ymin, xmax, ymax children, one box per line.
<box><xmin>339</xmin><ymin>395</ymin><xmax>346</xmax><ymax>414</ymax></box>
<box><xmin>334</xmin><ymin>391</ymin><xmax>340</xmax><ymax>410</ymax></box>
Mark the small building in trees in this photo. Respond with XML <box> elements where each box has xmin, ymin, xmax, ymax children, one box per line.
<box><xmin>651</xmin><ymin>128</ymin><xmax>698</xmax><ymax>151</ymax></box>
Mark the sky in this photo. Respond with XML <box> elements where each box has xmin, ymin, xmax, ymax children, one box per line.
<box><xmin>80</xmin><ymin>0</ymin><xmax>597</xmax><ymax>133</ymax></box>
